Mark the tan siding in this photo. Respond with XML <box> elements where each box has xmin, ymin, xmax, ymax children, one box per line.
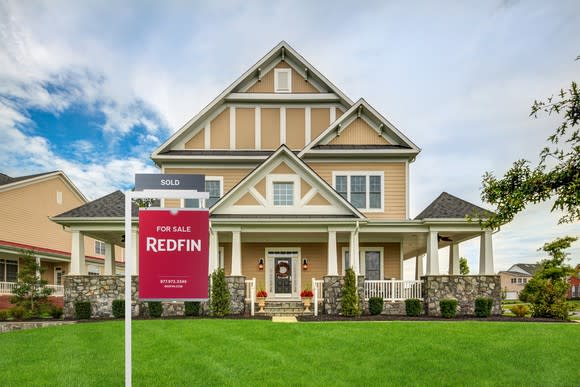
<box><xmin>164</xmin><ymin>199</ymin><xmax>180</xmax><ymax>208</ymax></box>
<box><xmin>247</xmin><ymin>62</ymin><xmax>319</xmax><ymax>94</ymax></box>
<box><xmin>292</xmin><ymin>77</ymin><xmax>319</xmax><ymax>93</ymax></box>
<box><xmin>300</xmin><ymin>179</ymin><xmax>312</xmax><ymax>199</ymax></box>
<box><xmin>184</xmin><ymin>129</ymin><xmax>205</xmax><ymax>149</ymax></box>
<box><xmin>236</xmin><ymin>108</ymin><xmax>255</xmax><ymax>149</ymax></box>
<box><xmin>309</xmin><ymin>162</ymin><xmax>406</xmax><ymax>220</ymax></box>
<box><xmin>254</xmin><ymin>178</ymin><xmax>266</xmax><ymax>197</ymax></box>
<box><xmin>210</xmin><ymin>108</ymin><xmax>230</xmax><ymax>149</ymax></box>
<box><xmin>271</xmin><ymin>162</ymin><xmax>294</xmax><ymax>174</ymax></box>
<box><xmin>329</xmin><ymin>118</ymin><xmax>390</xmax><ymax>145</ymax></box>
<box><xmin>261</xmin><ymin>108</ymin><xmax>280</xmax><ymax>149</ymax></box>
<box><xmin>164</xmin><ymin>168</ymin><xmax>252</xmax><ymax>192</ymax></box>
<box><xmin>234</xmin><ymin>192</ymin><xmax>260</xmax><ymax>206</ymax></box>
<box><xmin>336</xmin><ymin>108</ymin><xmax>344</xmax><ymax>119</ymax></box>
<box><xmin>311</xmin><ymin>108</ymin><xmax>330</xmax><ymax>139</ymax></box>
<box><xmin>286</xmin><ymin>108</ymin><xmax>305</xmax><ymax>149</ymax></box>
<box><xmin>306</xmin><ymin>193</ymin><xmax>330</xmax><ymax>205</ymax></box>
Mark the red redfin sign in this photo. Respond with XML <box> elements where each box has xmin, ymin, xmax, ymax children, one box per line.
<box><xmin>138</xmin><ymin>209</ymin><xmax>209</xmax><ymax>300</ymax></box>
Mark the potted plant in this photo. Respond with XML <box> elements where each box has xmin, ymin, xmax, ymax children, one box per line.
<box><xmin>300</xmin><ymin>288</ymin><xmax>314</xmax><ymax>312</ymax></box>
<box><xmin>256</xmin><ymin>288</ymin><xmax>268</xmax><ymax>313</ymax></box>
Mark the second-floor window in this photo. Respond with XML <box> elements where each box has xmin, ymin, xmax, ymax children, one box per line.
<box><xmin>273</xmin><ymin>182</ymin><xmax>294</xmax><ymax>206</ymax></box>
<box><xmin>333</xmin><ymin>172</ymin><xmax>383</xmax><ymax>211</ymax></box>
<box><xmin>274</xmin><ymin>68</ymin><xmax>292</xmax><ymax>93</ymax></box>
<box><xmin>95</xmin><ymin>240</ymin><xmax>106</xmax><ymax>256</ymax></box>
<box><xmin>184</xmin><ymin>178</ymin><xmax>223</xmax><ymax>208</ymax></box>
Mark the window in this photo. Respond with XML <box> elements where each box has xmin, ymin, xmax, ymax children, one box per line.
<box><xmin>341</xmin><ymin>247</ymin><xmax>385</xmax><ymax>279</ymax></box>
<box><xmin>0</xmin><ymin>259</ymin><xmax>18</xmax><ymax>282</ymax></box>
<box><xmin>274</xmin><ymin>68</ymin><xmax>292</xmax><ymax>93</ymax></box>
<box><xmin>333</xmin><ymin>172</ymin><xmax>384</xmax><ymax>211</ymax></box>
<box><xmin>184</xmin><ymin>178</ymin><xmax>222</xmax><ymax>208</ymax></box>
<box><xmin>55</xmin><ymin>267</ymin><xmax>63</xmax><ymax>285</ymax></box>
<box><xmin>88</xmin><ymin>265</ymin><xmax>100</xmax><ymax>276</ymax></box>
<box><xmin>517</xmin><ymin>278</ymin><xmax>523</xmax><ymax>284</ymax></box>
<box><xmin>273</xmin><ymin>182</ymin><xmax>294</xmax><ymax>205</ymax></box>
<box><xmin>511</xmin><ymin>278</ymin><xmax>516</xmax><ymax>284</ymax></box>
<box><xmin>56</xmin><ymin>191</ymin><xmax>63</xmax><ymax>205</ymax></box>
<box><xmin>95</xmin><ymin>240</ymin><xmax>106</xmax><ymax>256</ymax></box>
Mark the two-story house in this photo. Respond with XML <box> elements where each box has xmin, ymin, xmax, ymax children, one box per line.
<box><xmin>53</xmin><ymin>42</ymin><xmax>498</xmax><ymax>316</ymax></box>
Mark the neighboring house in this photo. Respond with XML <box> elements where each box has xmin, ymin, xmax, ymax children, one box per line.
<box><xmin>52</xmin><ymin>42</ymin><xmax>498</xmax><ymax>314</ymax></box>
<box><xmin>0</xmin><ymin>171</ymin><xmax>124</xmax><ymax>307</ymax></box>
<box><xmin>568</xmin><ymin>264</ymin><xmax>580</xmax><ymax>299</ymax></box>
<box><xmin>498</xmin><ymin>263</ymin><xmax>539</xmax><ymax>300</ymax></box>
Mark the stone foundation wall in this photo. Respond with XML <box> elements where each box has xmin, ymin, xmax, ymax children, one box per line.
<box><xmin>323</xmin><ymin>275</ymin><xmax>365</xmax><ymax>315</ymax></box>
<box><xmin>225</xmin><ymin>276</ymin><xmax>246</xmax><ymax>314</ymax></box>
<box><xmin>422</xmin><ymin>275</ymin><xmax>501</xmax><ymax>316</ymax></box>
<box><xmin>379</xmin><ymin>301</ymin><xmax>406</xmax><ymax>315</ymax></box>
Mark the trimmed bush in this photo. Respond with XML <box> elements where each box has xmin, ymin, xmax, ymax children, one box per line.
<box><xmin>10</xmin><ymin>305</ymin><xmax>28</xmax><ymax>320</ymax></box>
<box><xmin>475</xmin><ymin>297</ymin><xmax>493</xmax><ymax>317</ymax></box>
<box><xmin>510</xmin><ymin>304</ymin><xmax>529</xmax><ymax>317</ymax></box>
<box><xmin>439</xmin><ymin>299</ymin><xmax>458</xmax><ymax>318</ymax></box>
<box><xmin>341</xmin><ymin>268</ymin><xmax>361</xmax><ymax>317</ymax></box>
<box><xmin>74</xmin><ymin>301</ymin><xmax>91</xmax><ymax>319</ymax></box>
<box><xmin>184</xmin><ymin>301</ymin><xmax>200</xmax><ymax>316</ymax></box>
<box><xmin>50</xmin><ymin>305</ymin><xmax>63</xmax><ymax>319</ymax></box>
<box><xmin>405</xmin><ymin>298</ymin><xmax>422</xmax><ymax>317</ymax></box>
<box><xmin>368</xmin><ymin>297</ymin><xmax>384</xmax><ymax>315</ymax></box>
<box><xmin>0</xmin><ymin>310</ymin><xmax>9</xmax><ymax>321</ymax></box>
<box><xmin>148</xmin><ymin>301</ymin><xmax>163</xmax><ymax>318</ymax></box>
<box><xmin>112</xmin><ymin>299</ymin><xmax>125</xmax><ymax>318</ymax></box>
<box><xmin>210</xmin><ymin>268</ymin><xmax>230</xmax><ymax>317</ymax></box>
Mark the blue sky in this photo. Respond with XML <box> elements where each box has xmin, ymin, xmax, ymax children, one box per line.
<box><xmin>0</xmin><ymin>0</ymin><xmax>578</xmax><ymax>275</ymax></box>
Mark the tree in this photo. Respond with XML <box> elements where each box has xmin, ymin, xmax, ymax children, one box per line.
<box><xmin>10</xmin><ymin>250</ymin><xmax>53</xmax><ymax>315</ymax></box>
<box><xmin>459</xmin><ymin>257</ymin><xmax>470</xmax><ymax>275</ymax></box>
<box><xmin>519</xmin><ymin>237</ymin><xmax>576</xmax><ymax>319</ymax></box>
<box><xmin>341</xmin><ymin>268</ymin><xmax>361</xmax><ymax>317</ymax></box>
<box><xmin>209</xmin><ymin>268</ymin><xmax>230</xmax><ymax>317</ymax></box>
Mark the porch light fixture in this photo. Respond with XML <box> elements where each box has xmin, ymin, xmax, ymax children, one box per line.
<box><xmin>258</xmin><ymin>258</ymin><xmax>264</xmax><ymax>271</ymax></box>
<box><xmin>302</xmin><ymin>259</ymin><xmax>308</xmax><ymax>271</ymax></box>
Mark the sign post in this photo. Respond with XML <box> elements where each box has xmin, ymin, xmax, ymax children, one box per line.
<box><xmin>124</xmin><ymin>174</ymin><xmax>209</xmax><ymax>387</ymax></box>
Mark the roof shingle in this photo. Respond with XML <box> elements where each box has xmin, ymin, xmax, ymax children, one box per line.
<box><xmin>54</xmin><ymin>190</ymin><xmax>138</xmax><ymax>218</ymax></box>
<box><xmin>415</xmin><ymin>192</ymin><xmax>494</xmax><ymax>220</ymax></box>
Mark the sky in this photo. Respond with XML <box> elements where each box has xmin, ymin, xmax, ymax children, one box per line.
<box><xmin>0</xmin><ymin>0</ymin><xmax>578</xmax><ymax>276</ymax></box>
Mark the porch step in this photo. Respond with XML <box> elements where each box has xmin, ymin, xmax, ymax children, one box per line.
<box><xmin>256</xmin><ymin>300</ymin><xmax>314</xmax><ymax>317</ymax></box>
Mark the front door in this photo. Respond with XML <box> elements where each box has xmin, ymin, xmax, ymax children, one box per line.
<box><xmin>274</xmin><ymin>258</ymin><xmax>292</xmax><ymax>295</ymax></box>
<box><xmin>266</xmin><ymin>249</ymin><xmax>299</xmax><ymax>298</ymax></box>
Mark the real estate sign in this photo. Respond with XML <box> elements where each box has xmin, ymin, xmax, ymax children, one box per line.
<box><xmin>138</xmin><ymin>209</ymin><xmax>209</xmax><ymax>300</ymax></box>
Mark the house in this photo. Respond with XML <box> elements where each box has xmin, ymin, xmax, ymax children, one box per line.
<box><xmin>498</xmin><ymin>263</ymin><xmax>538</xmax><ymax>300</ymax></box>
<box><xmin>0</xmin><ymin>171</ymin><xmax>124</xmax><ymax>309</ymax></box>
<box><xmin>52</xmin><ymin>42</ymin><xmax>500</xmax><ymax>317</ymax></box>
<box><xmin>568</xmin><ymin>264</ymin><xmax>580</xmax><ymax>299</ymax></box>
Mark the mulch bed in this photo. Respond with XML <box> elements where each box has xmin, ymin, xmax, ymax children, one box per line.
<box><xmin>296</xmin><ymin>314</ymin><xmax>575</xmax><ymax>323</ymax></box>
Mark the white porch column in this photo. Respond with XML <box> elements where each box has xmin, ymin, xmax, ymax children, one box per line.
<box><xmin>131</xmin><ymin>229</ymin><xmax>139</xmax><ymax>276</ymax></box>
<box><xmin>349</xmin><ymin>230</ymin><xmax>360</xmax><ymax>275</ymax></box>
<box><xmin>448</xmin><ymin>243</ymin><xmax>460</xmax><ymax>275</ymax></box>
<box><xmin>209</xmin><ymin>230</ymin><xmax>219</xmax><ymax>275</ymax></box>
<box><xmin>70</xmin><ymin>230</ymin><xmax>85</xmax><ymax>275</ymax></box>
<box><xmin>231</xmin><ymin>230</ymin><xmax>242</xmax><ymax>276</ymax></box>
<box><xmin>36</xmin><ymin>257</ymin><xmax>41</xmax><ymax>278</ymax></box>
<box><xmin>415</xmin><ymin>254</ymin><xmax>425</xmax><ymax>280</ymax></box>
<box><xmin>479</xmin><ymin>230</ymin><xmax>494</xmax><ymax>275</ymax></box>
<box><xmin>327</xmin><ymin>230</ymin><xmax>338</xmax><ymax>276</ymax></box>
<box><xmin>425</xmin><ymin>231</ymin><xmax>439</xmax><ymax>275</ymax></box>
<box><xmin>105</xmin><ymin>243</ymin><xmax>116</xmax><ymax>275</ymax></box>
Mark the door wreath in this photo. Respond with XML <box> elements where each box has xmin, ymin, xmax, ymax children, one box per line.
<box><xmin>275</xmin><ymin>261</ymin><xmax>290</xmax><ymax>278</ymax></box>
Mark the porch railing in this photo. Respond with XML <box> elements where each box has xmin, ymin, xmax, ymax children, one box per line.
<box><xmin>364</xmin><ymin>280</ymin><xmax>423</xmax><ymax>301</ymax></box>
<box><xmin>312</xmin><ymin>278</ymin><xmax>324</xmax><ymax>316</ymax></box>
<box><xmin>0</xmin><ymin>281</ymin><xmax>64</xmax><ymax>296</ymax></box>
<box><xmin>244</xmin><ymin>278</ymin><xmax>256</xmax><ymax>316</ymax></box>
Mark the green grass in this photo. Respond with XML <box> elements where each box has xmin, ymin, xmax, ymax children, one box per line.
<box><xmin>0</xmin><ymin>320</ymin><xmax>578</xmax><ymax>386</ymax></box>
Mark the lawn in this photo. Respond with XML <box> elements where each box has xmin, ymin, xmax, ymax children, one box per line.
<box><xmin>0</xmin><ymin>319</ymin><xmax>578</xmax><ymax>386</ymax></box>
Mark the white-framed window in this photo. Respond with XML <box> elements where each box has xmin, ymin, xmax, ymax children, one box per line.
<box><xmin>274</xmin><ymin>68</ymin><xmax>292</xmax><ymax>93</ymax></box>
<box><xmin>333</xmin><ymin>172</ymin><xmax>384</xmax><ymax>211</ymax></box>
<box><xmin>95</xmin><ymin>240</ymin><xmax>106</xmax><ymax>256</ymax></box>
<box><xmin>341</xmin><ymin>247</ymin><xmax>384</xmax><ymax>279</ymax></box>
<box><xmin>88</xmin><ymin>265</ymin><xmax>100</xmax><ymax>276</ymax></box>
<box><xmin>266</xmin><ymin>174</ymin><xmax>300</xmax><ymax>207</ymax></box>
<box><xmin>0</xmin><ymin>259</ymin><xmax>18</xmax><ymax>282</ymax></box>
<box><xmin>54</xmin><ymin>267</ymin><xmax>63</xmax><ymax>285</ymax></box>
<box><xmin>183</xmin><ymin>177</ymin><xmax>223</xmax><ymax>208</ymax></box>
<box><xmin>511</xmin><ymin>278</ymin><xmax>516</xmax><ymax>284</ymax></box>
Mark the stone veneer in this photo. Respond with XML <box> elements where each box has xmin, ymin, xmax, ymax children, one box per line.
<box><xmin>225</xmin><ymin>276</ymin><xmax>246</xmax><ymax>314</ymax></box>
<box><xmin>323</xmin><ymin>275</ymin><xmax>364</xmax><ymax>315</ymax></box>
<box><xmin>422</xmin><ymin>275</ymin><xmax>501</xmax><ymax>316</ymax></box>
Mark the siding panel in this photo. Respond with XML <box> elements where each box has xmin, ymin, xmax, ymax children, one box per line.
<box><xmin>236</xmin><ymin>108</ymin><xmax>255</xmax><ymax>149</ymax></box>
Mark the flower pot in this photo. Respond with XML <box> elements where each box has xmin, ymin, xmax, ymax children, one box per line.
<box><xmin>257</xmin><ymin>297</ymin><xmax>266</xmax><ymax>313</ymax></box>
<box><xmin>302</xmin><ymin>297</ymin><xmax>312</xmax><ymax>312</ymax></box>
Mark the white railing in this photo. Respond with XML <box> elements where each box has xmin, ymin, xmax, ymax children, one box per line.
<box><xmin>364</xmin><ymin>280</ymin><xmax>423</xmax><ymax>301</ymax></box>
<box><xmin>312</xmin><ymin>278</ymin><xmax>324</xmax><ymax>316</ymax></box>
<box><xmin>244</xmin><ymin>278</ymin><xmax>256</xmax><ymax>316</ymax></box>
<box><xmin>0</xmin><ymin>282</ymin><xmax>64</xmax><ymax>296</ymax></box>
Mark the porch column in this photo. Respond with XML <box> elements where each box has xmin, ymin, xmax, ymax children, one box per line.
<box><xmin>349</xmin><ymin>230</ymin><xmax>360</xmax><ymax>275</ymax></box>
<box><xmin>104</xmin><ymin>243</ymin><xmax>116</xmax><ymax>275</ymax></box>
<box><xmin>479</xmin><ymin>230</ymin><xmax>494</xmax><ymax>275</ymax></box>
<box><xmin>209</xmin><ymin>229</ymin><xmax>219</xmax><ymax>274</ymax></box>
<box><xmin>425</xmin><ymin>231</ymin><xmax>439</xmax><ymax>275</ymax></box>
<box><xmin>35</xmin><ymin>257</ymin><xmax>41</xmax><ymax>279</ymax></box>
<box><xmin>327</xmin><ymin>230</ymin><xmax>338</xmax><ymax>276</ymax></box>
<box><xmin>70</xmin><ymin>230</ymin><xmax>86</xmax><ymax>275</ymax></box>
<box><xmin>131</xmin><ymin>228</ymin><xmax>139</xmax><ymax>276</ymax></box>
<box><xmin>231</xmin><ymin>230</ymin><xmax>242</xmax><ymax>276</ymax></box>
<box><xmin>415</xmin><ymin>254</ymin><xmax>425</xmax><ymax>280</ymax></box>
<box><xmin>448</xmin><ymin>243</ymin><xmax>460</xmax><ymax>275</ymax></box>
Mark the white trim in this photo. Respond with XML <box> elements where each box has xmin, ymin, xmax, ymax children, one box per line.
<box><xmin>305</xmin><ymin>107</ymin><xmax>311</xmax><ymax>144</ymax></box>
<box><xmin>266</xmin><ymin>174</ymin><xmax>300</xmax><ymax>207</ymax></box>
<box><xmin>332</xmin><ymin>171</ymin><xmax>385</xmax><ymax>212</ymax></box>
<box><xmin>248</xmin><ymin>187</ymin><xmax>268</xmax><ymax>206</ymax></box>
<box><xmin>54</xmin><ymin>266</ymin><xmax>63</xmax><ymax>285</ymax></box>
<box><xmin>181</xmin><ymin>176</ymin><xmax>223</xmax><ymax>208</ymax></box>
<box><xmin>226</xmin><ymin>93</ymin><xmax>340</xmax><ymax>102</ymax></box>
<box><xmin>405</xmin><ymin>160</ymin><xmax>409</xmax><ymax>219</ymax></box>
<box><xmin>204</xmin><ymin>121</ymin><xmax>211</xmax><ymax>150</ymax></box>
<box><xmin>255</xmin><ymin>107</ymin><xmax>261</xmax><ymax>150</ymax></box>
<box><xmin>359</xmin><ymin>247</ymin><xmax>385</xmax><ymax>280</ymax></box>
<box><xmin>280</xmin><ymin>107</ymin><xmax>286</xmax><ymax>145</ymax></box>
<box><xmin>274</xmin><ymin>68</ymin><xmax>292</xmax><ymax>93</ymax></box>
<box><xmin>56</xmin><ymin>190</ymin><xmax>63</xmax><ymax>205</ymax></box>
<box><xmin>265</xmin><ymin>247</ymin><xmax>301</xmax><ymax>299</ymax></box>
<box><xmin>330</xmin><ymin>106</ymin><xmax>336</xmax><ymax>123</ymax></box>
<box><xmin>0</xmin><ymin>171</ymin><xmax>88</xmax><ymax>203</ymax></box>
<box><xmin>229</xmin><ymin>107</ymin><xmax>236</xmax><ymax>150</ymax></box>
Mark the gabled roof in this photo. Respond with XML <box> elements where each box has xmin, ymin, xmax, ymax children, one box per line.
<box><xmin>0</xmin><ymin>171</ymin><xmax>56</xmax><ymax>187</ymax></box>
<box><xmin>298</xmin><ymin>98</ymin><xmax>420</xmax><ymax>158</ymax></box>
<box><xmin>210</xmin><ymin>144</ymin><xmax>365</xmax><ymax>219</ymax></box>
<box><xmin>53</xmin><ymin>190</ymin><xmax>138</xmax><ymax>219</ymax></box>
<box><xmin>507</xmin><ymin>263</ymin><xmax>539</xmax><ymax>276</ymax></box>
<box><xmin>0</xmin><ymin>170</ymin><xmax>87</xmax><ymax>202</ymax></box>
<box><xmin>152</xmin><ymin>41</ymin><xmax>354</xmax><ymax>159</ymax></box>
<box><xmin>415</xmin><ymin>192</ymin><xmax>493</xmax><ymax>220</ymax></box>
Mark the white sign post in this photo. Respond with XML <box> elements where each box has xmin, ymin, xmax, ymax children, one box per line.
<box><xmin>124</xmin><ymin>188</ymin><xmax>208</xmax><ymax>387</ymax></box>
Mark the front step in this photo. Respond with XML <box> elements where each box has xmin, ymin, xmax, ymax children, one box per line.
<box><xmin>255</xmin><ymin>300</ymin><xmax>314</xmax><ymax>317</ymax></box>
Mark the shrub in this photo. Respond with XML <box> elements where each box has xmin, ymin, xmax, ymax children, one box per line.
<box><xmin>184</xmin><ymin>301</ymin><xmax>200</xmax><ymax>316</ymax></box>
<box><xmin>10</xmin><ymin>305</ymin><xmax>28</xmax><ymax>320</ymax></box>
<box><xmin>475</xmin><ymin>297</ymin><xmax>493</xmax><ymax>317</ymax></box>
<box><xmin>405</xmin><ymin>299</ymin><xmax>422</xmax><ymax>317</ymax></box>
<box><xmin>147</xmin><ymin>301</ymin><xmax>163</xmax><ymax>318</ymax></box>
<box><xmin>341</xmin><ymin>268</ymin><xmax>361</xmax><ymax>317</ymax></box>
<box><xmin>510</xmin><ymin>304</ymin><xmax>529</xmax><ymax>317</ymax></box>
<box><xmin>210</xmin><ymin>268</ymin><xmax>230</xmax><ymax>317</ymax></box>
<box><xmin>0</xmin><ymin>310</ymin><xmax>9</xmax><ymax>321</ymax></box>
<box><xmin>112</xmin><ymin>300</ymin><xmax>125</xmax><ymax>318</ymax></box>
<box><xmin>368</xmin><ymin>297</ymin><xmax>384</xmax><ymax>315</ymax></box>
<box><xmin>440</xmin><ymin>299</ymin><xmax>458</xmax><ymax>318</ymax></box>
<box><xmin>74</xmin><ymin>301</ymin><xmax>91</xmax><ymax>319</ymax></box>
<box><xmin>50</xmin><ymin>305</ymin><xmax>63</xmax><ymax>319</ymax></box>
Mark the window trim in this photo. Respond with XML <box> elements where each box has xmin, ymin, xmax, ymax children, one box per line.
<box><xmin>0</xmin><ymin>258</ymin><xmax>19</xmax><ymax>282</ymax></box>
<box><xmin>332</xmin><ymin>171</ymin><xmax>384</xmax><ymax>212</ymax></box>
<box><xmin>266</xmin><ymin>174</ymin><xmax>300</xmax><ymax>207</ymax></box>
<box><xmin>180</xmin><ymin>176</ymin><xmax>224</xmax><ymax>208</ymax></box>
<box><xmin>274</xmin><ymin>68</ymin><xmax>292</xmax><ymax>93</ymax></box>
<box><xmin>95</xmin><ymin>240</ymin><xmax>106</xmax><ymax>256</ymax></box>
<box><xmin>341</xmin><ymin>247</ymin><xmax>384</xmax><ymax>279</ymax></box>
<box><xmin>87</xmin><ymin>265</ymin><xmax>100</xmax><ymax>276</ymax></box>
